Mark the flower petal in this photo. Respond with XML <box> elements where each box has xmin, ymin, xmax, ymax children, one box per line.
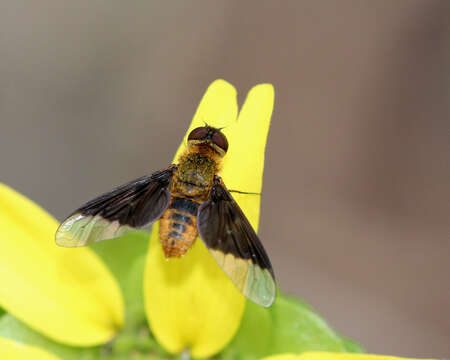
<box><xmin>146</xmin><ymin>223</ymin><xmax>245</xmax><ymax>357</ymax></box>
<box><xmin>145</xmin><ymin>80</ymin><xmax>274</xmax><ymax>357</ymax></box>
<box><xmin>0</xmin><ymin>184</ymin><xmax>124</xmax><ymax>346</ymax></box>
<box><xmin>0</xmin><ymin>336</ymin><xmax>61</xmax><ymax>360</ymax></box>
<box><xmin>145</xmin><ymin>80</ymin><xmax>244</xmax><ymax>358</ymax></box>
<box><xmin>221</xmin><ymin>83</ymin><xmax>274</xmax><ymax>231</ymax></box>
<box><xmin>261</xmin><ymin>355</ymin><xmax>299</xmax><ymax>360</ymax></box>
<box><xmin>221</xmin><ymin>83</ymin><xmax>274</xmax><ymax>191</ymax></box>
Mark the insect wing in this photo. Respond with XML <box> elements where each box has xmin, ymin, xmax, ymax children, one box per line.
<box><xmin>197</xmin><ymin>177</ymin><xmax>276</xmax><ymax>307</ymax></box>
<box><xmin>55</xmin><ymin>166</ymin><xmax>175</xmax><ymax>247</ymax></box>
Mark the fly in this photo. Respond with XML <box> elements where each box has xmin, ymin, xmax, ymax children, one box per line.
<box><xmin>55</xmin><ymin>125</ymin><xmax>276</xmax><ymax>307</ymax></box>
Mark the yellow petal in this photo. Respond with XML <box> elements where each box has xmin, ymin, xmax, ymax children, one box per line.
<box><xmin>221</xmin><ymin>83</ymin><xmax>274</xmax><ymax>230</ymax></box>
<box><xmin>145</xmin><ymin>80</ymin><xmax>274</xmax><ymax>357</ymax></box>
<box><xmin>0</xmin><ymin>184</ymin><xmax>124</xmax><ymax>346</ymax></box>
<box><xmin>146</xmin><ymin>223</ymin><xmax>244</xmax><ymax>357</ymax></box>
<box><xmin>299</xmin><ymin>353</ymin><xmax>436</xmax><ymax>360</ymax></box>
<box><xmin>0</xmin><ymin>336</ymin><xmax>61</xmax><ymax>360</ymax></box>
<box><xmin>261</xmin><ymin>354</ymin><xmax>300</xmax><ymax>360</ymax></box>
<box><xmin>145</xmin><ymin>80</ymin><xmax>242</xmax><ymax>357</ymax></box>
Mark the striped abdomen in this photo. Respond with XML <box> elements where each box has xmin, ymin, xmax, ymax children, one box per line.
<box><xmin>159</xmin><ymin>196</ymin><xmax>200</xmax><ymax>257</ymax></box>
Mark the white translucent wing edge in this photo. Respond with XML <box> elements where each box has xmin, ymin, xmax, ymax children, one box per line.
<box><xmin>245</xmin><ymin>262</ymin><xmax>276</xmax><ymax>307</ymax></box>
<box><xmin>209</xmin><ymin>249</ymin><xmax>276</xmax><ymax>307</ymax></box>
<box><xmin>55</xmin><ymin>213</ymin><xmax>135</xmax><ymax>247</ymax></box>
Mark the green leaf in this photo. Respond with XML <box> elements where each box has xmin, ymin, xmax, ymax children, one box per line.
<box><xmin>283</xmin><ymin>296</ymin><xmax>365</xmax><ymax>353</ymax></box>
<box><xmin>267</xmin><ymin>294</ymin><xmax>345</xmax><ymax>354</ymax></box>
<box><xmin>90</xmin><ymin>230</ymin><xmax>150</xmax><ymax>329</ymax></box>
<box><xmin>220</xmin><ymin>301</ymin><xmax>272</xmax><ymax>360</ymax></box>
<box><xmin>340</xmin><ymin>336</ymin><xmax>365</xmax><ymax>353</ymax></box>
<box><xmin>0</xmin><ymin>314</ymin><xmax>100</xmax><ymax>360</ymax></box>
<box><xmin>222</xmin><ymin>292</ymin><xmax>349</xmax><ymax>359</ymax></box>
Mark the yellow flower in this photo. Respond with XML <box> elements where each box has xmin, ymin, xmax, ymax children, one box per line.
<box><xmin>145</xmin><ymin>79</ymin><xmax>274</xmax><ymax>357</ymax></box>
<box><xmin>0</xmin><ymin>182</ymin><xmax>124</xmax><ymax>351</ymax></box>
<box><xmin>0</xmin><ymin>79</ymin><xmax>274</xmax><ymax>359</ymax></box>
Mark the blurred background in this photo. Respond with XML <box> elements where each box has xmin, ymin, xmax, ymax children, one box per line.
<box><xmin>1</xmin><ymin>0</ymin><xmax>449</xmax><ymax>357</ymax></box>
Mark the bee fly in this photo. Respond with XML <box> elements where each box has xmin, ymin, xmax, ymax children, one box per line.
<box><xmin>56</xmin><ymin>125</ymin><xmax>276</xmax><ymax>307</ymax></box>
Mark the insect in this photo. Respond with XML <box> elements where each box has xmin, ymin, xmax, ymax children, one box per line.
<box><xmin>55</xmin><ymin>125</ymin><xmax>276</xmax><ymax>307</ymax></box>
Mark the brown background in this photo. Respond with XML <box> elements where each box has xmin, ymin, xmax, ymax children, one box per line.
<box><xmin>1</xmin><ymin>0</ymin><xmax>449</xmax><ymax>357</ymax></box>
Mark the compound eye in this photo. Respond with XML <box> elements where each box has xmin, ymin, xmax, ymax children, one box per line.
<box><xmin>212</xmin><ymin>132</ymin><xmax>228</xmax><ymax>152</ymax></box>
<box><xmin>188</xmin><ymin>127</ymin><xmax>208</xmax><ymax>141</ymax></box>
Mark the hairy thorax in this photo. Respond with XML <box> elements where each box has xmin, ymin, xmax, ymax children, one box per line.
<box><xmin>172</xmin><ymin>152</ymin><xmax>216</xmax><ymax>199</ymax></box>
<box><xmin>159</xmin><ymin>145</ymin><xmax>222</xmax><ymax>257</ymax></box>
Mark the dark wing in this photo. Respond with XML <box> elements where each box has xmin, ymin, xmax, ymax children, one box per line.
<box><xmin>55</xmin><ymin>166</ymin><xmax>175</xmax><ymax>247</ymax></box>
<box><xmin>197</xmin><ymin>177</ymin><xmax>276</xmax><ymax>307</ymax></box>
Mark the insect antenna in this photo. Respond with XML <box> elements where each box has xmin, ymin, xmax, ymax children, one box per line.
<box><xmin>229</xmin><ymin>189</ymin><xmax>261</xmax><ymax>196</ymax></box>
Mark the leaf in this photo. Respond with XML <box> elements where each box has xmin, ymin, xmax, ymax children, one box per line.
<box><xmin>222</xmin><ymin>292</ymin><xmax>351</xmax><ymax>359</ymax></box>
<box><xmin>280</xmin><ymin>296</ymin><xmax>365</xmax><ymax>354</ymax></box>
<box><xmin>0</xmin><ymin>314</ymin><xmax>99</xmax><ymax>360</ymax></box>
<box><xmin>90</xmin><ymin>230</ymin><xmax>149</xmax><ymax>329</ymax></box>
<box><xmin>339</xmin><ymin>337</ymin><xmax>365</xmax><ymax>353</ymax></box>
<box><xmin>220</xmin><ymin>301</ymin><xmax>272</xmax><ymax>360</ymax></box>
<box><xmin>268</xmin><ymin>295</ymin><xmax>345</xmax><ymax>354</ymax></box>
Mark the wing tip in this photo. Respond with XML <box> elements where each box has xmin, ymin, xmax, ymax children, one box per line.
<box><xmin>54</xmin><ymin>232</ymin><xmax>85</xmax><ymax>248</ymax></box>
<box><xmin>250</xmin><ymin>287</ymin><xmax>276</xmax><ymax>308</ymax></box>
<box><xmin>246</xmin><ymin>266</ymin><xmax>277</xmax><ymax>308</ymax></box>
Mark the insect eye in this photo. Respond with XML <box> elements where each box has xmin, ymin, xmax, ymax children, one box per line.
<box><xmin>188</xmin><ymin>127</ymin><xmax>209</xmax><ymax>141</ymax></box>
<box><xmin>212</xmin><ymin>132</ymin><xmax>228</xmax><ymax>152</ymax></box>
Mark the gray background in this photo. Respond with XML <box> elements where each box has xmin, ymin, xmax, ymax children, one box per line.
<box><xmin>1</xmin><ymin>0</ymin><xmax>449</xmax><ymax>357</ymax></box>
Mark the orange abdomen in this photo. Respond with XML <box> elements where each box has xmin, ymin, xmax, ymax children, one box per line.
<box><xmin>159</xmin><ymin>197</ymin><xmax>200</xmax><ymax>257</ymax></box>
